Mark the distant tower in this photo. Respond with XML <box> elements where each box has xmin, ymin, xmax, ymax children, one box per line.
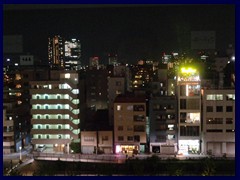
<box><xmin>48</xmin><ymin>36</ymin><xmax>81</xmax><ymax>70</ymax></box>
<box><xmin>108</xmin><ymin>54</ymin><xmax>118</xmax><ymax>65</ymax></box>
<box><xmin>64</xmin><ymin>38</ymin><xmax>81</xmax><ymax>70</ymax></box>
<box><xmin>89</xmin><ymin>56</ymin><xmax>99</xmax><ymax>67</ymax></box>
<box><xmin>48</xmin><ymin>35</ymin><xmax>64</xmax><ymax>69</ymax></box>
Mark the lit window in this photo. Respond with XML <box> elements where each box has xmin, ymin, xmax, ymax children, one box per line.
<box><xmin>117</xmin><ymin>105</ymin><xmax>122</xmax><ymax>111</ymax></box>
<box><xmin>65</xmin><ymin>73</ymin><xmax>70</xmax><ymax>79</ymax></box>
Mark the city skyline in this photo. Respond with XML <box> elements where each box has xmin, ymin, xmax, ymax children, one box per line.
<box><xmin>3</xmin><ymin>4</ymin><xmax>235</xmax><ymax>65</ymax></box>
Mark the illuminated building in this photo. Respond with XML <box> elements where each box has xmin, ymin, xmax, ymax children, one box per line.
<box><xmin>3</xmin><ymin>105</ymin><xmax>15</xmax><ymax>154</ymax></box>
<box><xmin>130</xmin><ymin>61</ymin><xmax>154</xmax><ymax>91</ymax></box>
<box><xmin>89</xmin><ymin>56</ymin><xmax>99</xmax><ymax>67</ymax></box>
<box><xmin>177</xmin><ymin>66</ymin><xmax>201</xmax><ymax>155</ymax></box>
<box><xmin>108</xmin><ymin>53</ymin><xmax>118</xmax><ymax>65</ymax></box>
<box><xmin>114</xmin><ymin>95</ymin><xmax>147</xmax><ymax>154</ymax></box>
<box><xmin>64</xmin><ymin>39</ymin><xmax>81</xmax><ymax>70</ymax></box>
<box><xmin>48</xmin><ymin>35</ymin><xmax>64</xmax><ymax>69</ymax></box>
<box><xmin>30</xmin><ymin>71</ymin><xmax>81</xmax><ymax>152</ymax></box>
<box><xmin>202</xmin><ymin>89</ymin><xmax>235</xmax><ymax>157</ymax></box>
<box><xmin>48</xmin><ymin>36</ymin><xmax>81</xmax><ymax>70</ymax></box>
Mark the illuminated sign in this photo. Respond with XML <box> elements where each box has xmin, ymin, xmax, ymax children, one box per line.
<box><xmin>181</xmin><ymin>67</ymin><xmax>196</xmax><ymax>74</ymax></box>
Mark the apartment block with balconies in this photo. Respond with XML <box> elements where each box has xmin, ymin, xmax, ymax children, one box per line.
<box><xmin>30</xmin><ymin>72</ymin><xmax>81</xmax><ymax>153</ymax></box>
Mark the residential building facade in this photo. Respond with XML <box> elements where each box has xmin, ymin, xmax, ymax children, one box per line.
<box><xmin>30</xmin><ymin>71</ymin><xmax>80</xmax><ymax>153</ymax></box>
<box><xmin>114</xmin><ymin>95</ymin><xmax>147</xmax><ymax>154</ymax></box>
<box><xmin>202</xmin><ymin>89</ymin><xmax>235</xmax><ymax>156</ymax></box>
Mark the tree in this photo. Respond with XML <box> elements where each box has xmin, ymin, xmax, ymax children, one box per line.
<box><xmin>70</xmin><ymin>142</ymin><xmax>81</xmax><ymax>153</ymax></box>
<box><xmin>201</xmin><ymin>158</ymin><xmax>216</xmax><ymax>176</ymax></box>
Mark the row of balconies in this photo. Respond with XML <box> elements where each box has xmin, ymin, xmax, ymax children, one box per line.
<box><xmin>31</xmin><ymin>129</ymin><xmax>79</xmax><ymax>136</ymax></box>
<box><xmin>31</xmin><ymin>109</ymin><xmax>79</xmax><ymax>118</ymax></box>
<box><xmin>30</xmin><ymin>99</ymin><xmax>79</xmax><ymax>108</ymax></box>
<box><xmin>31</xmin><ymin>119</ymin><xmax>79</xmax><ymax>128</ymax></box>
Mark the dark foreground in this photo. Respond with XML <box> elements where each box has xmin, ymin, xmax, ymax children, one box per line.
<box><xmin>6</xmin><ymin>156</ymin><xmax>235</xmax><ymax>176</ymax></box>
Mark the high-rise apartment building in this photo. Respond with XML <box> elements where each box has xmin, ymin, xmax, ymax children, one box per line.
<box><xmin>30</xmin><ymin>71</ymin><xmax>81</xmax><ymax>153</ymax></box>
<box><xmin>177</xmin><ymin>66</ymin><xmax>201</xmax><ymax>155</ymax></box>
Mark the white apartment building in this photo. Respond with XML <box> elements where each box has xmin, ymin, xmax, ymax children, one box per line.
<box><xmin>30</xmin><ymin>72</ymin><xmax>80</xmax><ymax>153</ymax></box>
<box><xmin>177</xmin><ymin>67</ymin><xmax>201</xmax><ymax>155</ymax></box>
<box><xmin>202</xmin><ymin>89</ymin><xmax>235</xmax><ymax>157</ymax></box>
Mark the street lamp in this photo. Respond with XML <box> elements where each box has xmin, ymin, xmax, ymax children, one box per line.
<box><xmin>19</xmin><ymin>146</ymin><xmax>22</xmax><ymax>162</ymax></box>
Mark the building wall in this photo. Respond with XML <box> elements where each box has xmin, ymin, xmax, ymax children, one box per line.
<box><xmin>3</xmin><ymin>108</ymin><xmax>15</xmax><ymax>154</ymax></box>
<box><xmin>81</xmin><ymin>131</ymin><xmax>97</xmax><ymax>154</ymax></box>
<box><xmin>85</xmin><ymin>68</ymin><xmax>108</xmax><ymax>110</ymax></box>
<box><xmin>149</xmin><ymin>96</ymin><xmax>178</xmax><ymax>154</ymax></box>
<box><xmin>202</xmin><ymin>89</ymin><xmax>235</xmax><ymax>157</ymax></box>
<box><xmin>114</xmin><ymin>97</ymin><xmax>147</xmax><ymax>154</ymax></box>
<box><xmin>108</xmin><ymin>77</ymin><xmax>125</xmax><ymax>126</ymax></box>
<box><xmin>81</xmin><ymin>131</ymin><xmax>113</xmax><ymax>154</ymax></box>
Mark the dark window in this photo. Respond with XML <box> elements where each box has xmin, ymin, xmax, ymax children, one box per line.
<box><xmin>180</xmin><ymin>126</ymin><xmax>199</xmax><ymax>136</ymax></box>
<box><xmin>134</xmin><ymin>125</ymin><xmax>145</xmax><ymax>132</ymax></box>
<box><xmin>206</xmin><ymin>106</ymin><xmax>213</xmax><ymax>112</ymax></box>
<box><xmin>180</xmin><ymin>112</ymin><xmax>187</xmax><ymax>123</ymax></box>
<box><xmin>206</xmin><ymin>129</ymin><xmax>223</xmax><ymax>132</ymax></box>
<box><xmin>216</xmin><ymin>106</ymin><xmax>223</xmax><ymax>112</ymax></box>
<box><xmin>226</xmin><ymin>118</ymin><xmax>233</xmax><ymax>124</ymax></box>
<box><xmin>207</xmin><ymin>118</ymin><xmax>223</xmax><ymax>124</ymax></box>
<box><xmin>118</xmin><ymin>136</ymin><xmax>124</xmax><ymax>141</ymax></box>
<box><xmin>134</xmin><ymin>135</ymin><xmax>140</xmax><ymax>142</ymax></box>
<box><xmin>226</xmin><ymin>106</ymin><xmax>233</xmax><ymax>112</ymax></box>
<box><xmin>180</xmin><ymin>99</ymin><xmax>186</xmax><ymax>109</ymax></box>
<box><xmin>116</xmin><ymin>81</ymin><xmax>121</xmax><ymax>86</ymax></box>
<box><xmin>127</xmin><ymin>136</ymin><xmax>133</xmax><ymax>141</ymax></box>
<box><xmin>118</xmin><ymin>126</ymin><xmax>123</xmax><ymax>131</ymax></box>
<box><xmin>226</xmin><ymin>129</ymin><xmax>234</xmax><ymax>133</ymax></box>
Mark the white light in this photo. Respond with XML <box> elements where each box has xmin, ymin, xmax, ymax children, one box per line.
<box><xmin>231</xmin><ymin>56</ymin><xmax>235</xmax><ymax>61</ymax></box>
<box><xmin>7</xmin><ymin>58</ymin><xmax>10</xmax><ymax>62</ymax></box>
<box><xmin>15</xmin><ymin>63</ymin><xmax>19</xmax><ymax>66</ymax></box>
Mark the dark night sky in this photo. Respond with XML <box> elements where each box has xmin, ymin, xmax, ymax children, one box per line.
<box><xmin>3</xmin><ymin>4</ymin><xmax>235</xmax><ymax>65</ymax></box>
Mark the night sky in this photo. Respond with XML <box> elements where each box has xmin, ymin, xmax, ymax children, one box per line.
<box><xmin>3</xmin><ymin>4</ymin><xmax>235</xmax><ymax>65</ymax></box>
